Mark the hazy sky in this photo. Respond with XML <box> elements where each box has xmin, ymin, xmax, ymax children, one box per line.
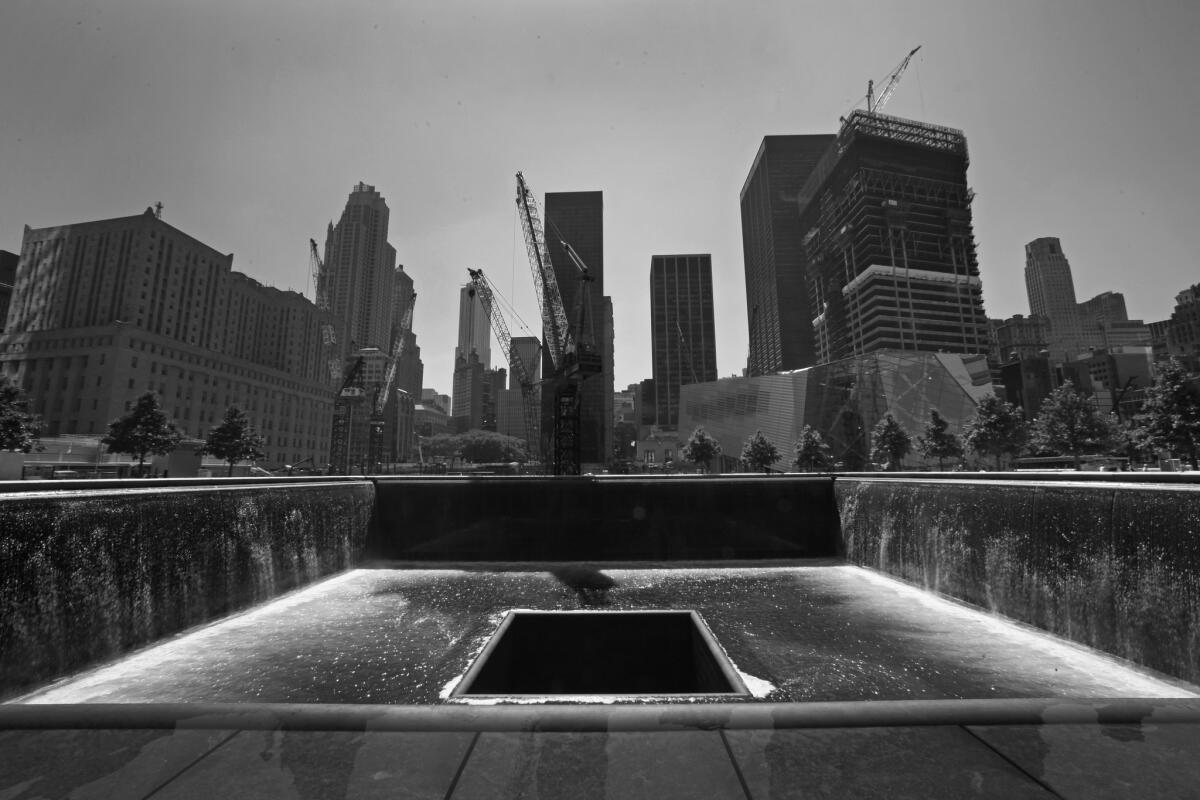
<box><xmin>3</xmin><ymin>0</ymin><xmax>1198</xmax><ymax>392</ymax></box>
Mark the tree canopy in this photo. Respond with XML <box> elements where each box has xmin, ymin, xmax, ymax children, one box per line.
<box><xmin>201</xmin><ymin>405</ymin><xmax>265</xmax><ymax>476</ymax></box>
<box><xmin>1136</xmin><ymin>359</ymin><xmax>1200</xmax><ymax>468</ymax></box>
<box><xmin>916</xmin><ymin>408</ymin><xmax>963</xmax><ymax>470</ymax></box>
<box><xmin>963</xmin><ymin>394</ymin><xmax>1027</xmax><ymax>469</ymax></box>
<box><xmin>422</xmin><ymin>429</ymin><xmax>529</xmax><ymax>463</ymax></box>
<box><xmin>101</xmin><ymin>391</ymin><xmax>183</xmax><ymax>475</ymax></box>
<box><xmin>681</xmin><ymin>426</ymin><xmax>721</xmax><ymax>472</ymax></box>
<box><xmin>870</xmin><ymin>413</ymin><xmax>912</xmax><ymax>471</ymax></box>
<box><xmin>1029</xmin><ymin>381</ymin><xmax>1115</xmax><ymax>468</ymax></box>
<box><xmin>793</xmin><ymin>425</ymin><xmax>834</xmax><ymax>472</ymax></box>
<box><xmin>0</xmin><ymin>378</ymin><xmax>43</xmax><ymax>453</ymax></box>
<box><xmin>740</xmin><ymin>430</ymin><xmax>780</xmax><ymax>473</ymax></box>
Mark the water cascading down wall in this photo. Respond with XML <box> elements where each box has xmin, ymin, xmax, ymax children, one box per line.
<box><xmin>0</xmin><ymin>480</ymin><xmax>373</xmax><ymax>700</ymax></box>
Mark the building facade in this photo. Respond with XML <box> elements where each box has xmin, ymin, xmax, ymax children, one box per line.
<box><xmin>542</xmin><ymin>190</ymin><xmax>612</xmax><ymax>467</ymax></box>
<box><xmin>740</xmin><ymin>134</ymin><xmax>837</xmax><ymax>376</ymax></box>
<box><xmin>0</xmin><ymin>250</ymin><xmax>17</xmax><ymax>334</ymax></box>
<box><xmin>800</xmin><ymin>112</ymin><xmax>988</xmax><ymax>364</ymax></box>
<box><xmin>1165</xmin><ymin>284</ymin><xmax>1200</xmax><ymax>368</ymax></box>
<box><xmin>679</xmin><ymin>349</ymin><xmax>995</xmax><ymax>472</ymax></box>
<box><xmin>650</xmin><ymin>254</ymin><xmax>718</xmax><ymax>427</ymax></box>
<box><xmin>0</xmin><ymin>209</ymin><xmax>333</xmax><ymax>468</ymax></box>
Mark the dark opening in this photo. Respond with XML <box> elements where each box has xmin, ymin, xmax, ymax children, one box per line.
<box><xmin>455</xmin><ymin>610</ymin><xmax>746</xmax><ymax>697</ymax></box>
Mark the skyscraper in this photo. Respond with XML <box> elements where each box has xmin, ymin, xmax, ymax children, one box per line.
<box><xmin>650</xmin><ymin>254</ymin><xmax>718</xmax><ymax>427</ymax></box>
<box><xmin>1024</xmin><ymin>237</ymin><xmax>1083</xmax><ymax>361</ymax></box>
<box><xmin>800</xmin><ymin>112</ymin><xmax>988</xmax><ymax>363</ymax></box>
<box><xmin>543</xmin><ymin>190</ymin><xmax>612</xmax><ymax>467</ymax></box>
<box><xmin>323</xmin><ymin>183</ymin><xmax>396</xmax><ymax>360</ymax></box>
<box><xmin>740</xmin><ymin>134</ymin><xmax>837</xmax><ymax>376</ymax></box>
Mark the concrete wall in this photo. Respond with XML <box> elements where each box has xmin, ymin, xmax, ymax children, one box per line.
<box><xmin>834</xmin><ymin>478</ymin><xmax>1200</xmax><ymax>685</ymax></box>
<box><xmin>0</xmin><ymin>481</ymin><xmax>373</xmax><ymax>700</ymax></box>
<box><xmin>369</xmin><ymin>475</ymin><xmax>841</xmax><ymax>561</ymax></box>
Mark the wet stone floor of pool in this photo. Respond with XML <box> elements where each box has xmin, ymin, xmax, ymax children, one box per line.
<box><xmin>18</xmin><ymin>562</ymin><xmax>1199</xmax><ymax>705</ymax></box>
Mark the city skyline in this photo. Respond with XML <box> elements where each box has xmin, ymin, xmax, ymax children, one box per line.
<box><xmin>2</xmin><ymin>1</ymin><xmax>1198</xmax><ymax>393</ymax></box>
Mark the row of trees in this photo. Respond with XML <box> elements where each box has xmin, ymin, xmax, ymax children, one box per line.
<box><xmin>676</xmin><ymin>359</ymin><xmax>1200</xmax><ymax>473</ymax></box>
<box><xmin>0</xmin><ymin>382</ymin><xmax>265</xmax><ymax>476</ymax></box>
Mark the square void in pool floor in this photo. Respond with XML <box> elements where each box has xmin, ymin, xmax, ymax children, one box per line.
<box><xmin>454</xmin><ymin>610</ymin><xmax>748</xmax><ymax>698</ymax></box>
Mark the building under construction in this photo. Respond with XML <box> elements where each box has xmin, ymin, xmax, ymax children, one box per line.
<box><xmin>800</xmin><ymin>110</ymin><xmax>989</xmax><ymax>364</ymax></box>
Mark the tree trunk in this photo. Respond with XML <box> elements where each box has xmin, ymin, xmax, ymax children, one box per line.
<box><xmin>228</xmin><ymin>461</ymin><xmax>235</xmax><ymax>477</ymax></box>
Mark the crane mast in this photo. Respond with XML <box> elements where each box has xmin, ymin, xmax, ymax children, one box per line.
<box><xmin>514</xmin><ymin>172</ymin><xmax>603</xmax><ymax>475</ymax></box>
<box><xmin>467</xmin><ymin>269</ymin><xmax>541</xmax><ymax>461</ymax></box>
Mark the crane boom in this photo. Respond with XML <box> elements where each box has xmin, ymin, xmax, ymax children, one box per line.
<box><xmin>867</xmin><ymin>45</ymin><xmax>921</xmax><ymax>114</ymax></box>
<box><xmin>516</xmin><ymin>172</ymin><xmax>571</xmax><ymax>371</ymax></box>
<box><xmin>467</xmin><ymin>269</ymin><xmax>541</xmax><ymax>458</ymax></box>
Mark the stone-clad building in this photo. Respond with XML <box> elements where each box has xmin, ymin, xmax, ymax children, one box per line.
<box><xmin>0</xmin><ymin>208</ymin><xmax>333</xmax><ymax>468</ymax></box>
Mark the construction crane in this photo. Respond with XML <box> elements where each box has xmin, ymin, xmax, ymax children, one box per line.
<box><xmin>329</xmin><ymin>356</ymin><xmax>366</xmax><ymax>474</ymax></box>
<box><xmin>467</xmin><ymin>269</ymin><xmax>541</xmax><ymax>461</ymax></box>
<box><xmin>866</xmin><ymin>45</ymin><xmax>921</xmax><ymax>115</ymax></box>
<box><xmin>366</xmin><ymin>291</ymin><xmax>418</xmax><ymax>471</ymax></box>
<box><xmin>309</xmin><ymin>239</ymin><xmax>342</xmax><ymax>382</ymax></box>
<box><xmin>515</xmin><ymin>171</ymin><xmax>602</xmax><ymax>474</ymax></box>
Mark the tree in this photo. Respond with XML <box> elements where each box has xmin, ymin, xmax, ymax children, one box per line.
<box><xmin>793</xmin><ymin>425</ymin><xmax>834</xmax><ymax>472</ymax></box>
<box><xmin>963</xmin><ymin>394</ymin><xmax>1027</xmax><ymax>470</ymax></box>
<box><xmin>101</xmin><ymin>391</ymin><xmax>183</xmax><ymax>476</ymax></box>
<box><xmin>201</xmin><ymin>405</ymin><xmax>265</xmax><ymax>477</ymax></box>
<box><xmin>870</xmin><ymin>413</ymin><xmax>911</xmax><ymax>471</ymax></box>
<box><xmin>1029</xmin><ymin>381</ymin><xmax>1116</xmax><ymax>469</ymax></box>
<box><xmin>740</xmin><ymin>430</ymin><xmax>780</xmax><ymax>473</ymax></box>
<box><xmin>681</xmin><ymin>426</ymin><xmax>721</xmax><ymax>473</ymax></box>
<box><xmin>916</xmin><ymin>409</ymin><xmax>963</xmax><ymax>470</ymax></box>
<box><xmin>1136</xmin><ymin>359</ymin><xmax>1200</xmax><ymax>469</ymax></box>
<box><xmin>0</xmin><ymin>378</ymin><xmax>43</xmax><ymax>453</ymax></box>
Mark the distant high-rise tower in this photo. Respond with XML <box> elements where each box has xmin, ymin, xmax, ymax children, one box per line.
<box><xmin>650</xmin><ymin>254</ymin><xmax>718</xmax><ymax>426</ymax></box>
<box><xmin>456</xmin><ymin>282</ymin><xmax>491</xmax><ymax>368</ymax></box>
<box><xmin>740</xmin><ymin>134</ymin><xmax>837</xmax><ymax>376</ymax></box>
<box><xmin>543</xmin><ymin>190</ymin><xmax>612</xmax><ymax>467</ymax></box>
<box><xmin>324</xmin><ymin>183</ymin><xmax>397</xmax><ymax>360</ymax></box>
<box><xmin>801</xmin><ymin>112</ymin><xmax>988</xmax><ymax>362</ymax></box>
<box><xmin>1025</xmin><ymin>237</ymin><xmax>1084</xmax><ymax>361</ymax></box>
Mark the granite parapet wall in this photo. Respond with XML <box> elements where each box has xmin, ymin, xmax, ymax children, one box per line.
<box><xmin>834</xmin><ymin>478</ymin><xmax>1200</xmax><ymax>685</ymax></box>
<box><xmin>0</xmin><ymin>481</ymin><xmax>374</xmax><ymax>700</ymax></box>
<box><xmin>369</xmin><ymin>476</ymin><xmax>840</xmax><ymax>561</ymax></box>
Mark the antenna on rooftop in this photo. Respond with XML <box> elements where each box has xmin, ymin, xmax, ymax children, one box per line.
<box><xmin>154</xmin><ymin>202</ymin><xmax>163</xmax><ymax>220</ymax></box>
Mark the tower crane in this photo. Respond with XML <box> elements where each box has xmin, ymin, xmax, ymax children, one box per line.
<box><xmin>309</xmin><ymin>239</ymin><xmax>342</xmax><ymax>382</ymax></box>
<box><xmin>515</xmin><ymin>171</ymin><xmax>602</xmax><ymax>474</ymax></box>
<box><xmin>866</xmin><ymin>45</ymin><xmax>921</xmax><ymax>115</ymax></box>
<box><xmin>467</xmin><ymin>269</ymin><xmax>541</xmax><ymax>461</ymax></box>
<box><xmin>366</xmin><ymin>291</ymin><xmax>417</xmax><ymax>471</ymax></box>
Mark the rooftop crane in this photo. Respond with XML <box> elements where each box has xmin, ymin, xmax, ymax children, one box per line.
<box><xmin>467</xmin><ymin>269</ymin><xmax>541</xmax><ymax>461</ymax></box>
<box><xmin>515</xmin><ymin>171</ymin><xmax>602</xmax><ymax>474</ymax></box>
<box><xmin>866</xmin><ymin>45</ymin><xmax>921</xmax><ymax>115</ymax></box>
<box><xmin>309</xmin><ymin>239</ymin><xmax>342</xmax><ymax>382</ymax></box>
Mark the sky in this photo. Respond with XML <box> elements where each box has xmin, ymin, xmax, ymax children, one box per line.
<box><xmin>3</xmin><ymin>0</ymin><xmax>1198</xmax><ymax>394</ymax></box>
